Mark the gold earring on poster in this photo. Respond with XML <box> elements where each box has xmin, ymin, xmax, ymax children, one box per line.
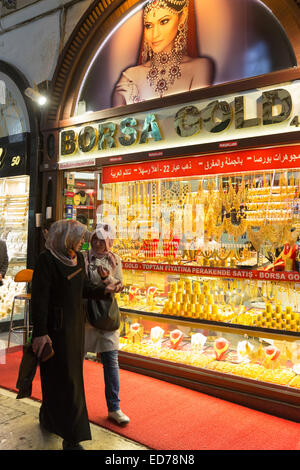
<box><xmin>142</xmin><ymin>39</ymin><xmax>153</xmax><ymax>64</ymax></box>
<box><xmin>174</xmin><ymin>8</ymin><xmax>188</xmax><ymax>54</ymax></box>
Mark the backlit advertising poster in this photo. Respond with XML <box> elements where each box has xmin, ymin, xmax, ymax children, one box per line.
<box><xmin>76</xmin><ymin>0</ymin><xmax>296</xmax><ymax>113</ymax></box>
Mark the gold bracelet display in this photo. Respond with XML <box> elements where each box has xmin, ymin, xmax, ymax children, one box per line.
<box><xmin>119</xmin><ymin>274</ymin><xmax>300</xmax><ymax>332</ymax></box>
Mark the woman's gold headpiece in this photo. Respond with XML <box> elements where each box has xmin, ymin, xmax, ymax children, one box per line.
<box><xmin>144</xmin><ymin>0</ymin><xmax>187</xmax><ymax>16</ymax></box>
<box><xmin>142</xmin><ymin>0</ymin><xmax>189</xmax><ymax>68</ymax></box>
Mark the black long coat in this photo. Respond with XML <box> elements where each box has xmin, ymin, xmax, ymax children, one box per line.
<box><xmin>31</xmin><ymin>250</ymin><xmax>108</xmax><ymax>443</ymax></box>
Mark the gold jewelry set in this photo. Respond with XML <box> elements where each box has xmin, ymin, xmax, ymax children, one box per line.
<box><xmin>144</xmin><ymin>0</ymin><xmax>187</xmax><ymax>18</ymax></box>
<box><xmin>202</xmin><ymin>173</ymin><xmax>300</xmax><ymax>243</ymax></box>
<box><xmin>162</xmin><ymin>278</ymin><xmax>241</xmax><ymax>322</ymax></box>
<box><xmin>202</xmin><ymin>177</ymin><xmax>248</xmax><ymax>242</ymax></box>
<box><xmin>142</xmin><ymin>1</ymin><xmax>189</xmax><ymax>97</ymax></box>
<box><xmin>103</xmin><ymin>171</ymin><xmax>300</xmax><ymax>267</ymax></box>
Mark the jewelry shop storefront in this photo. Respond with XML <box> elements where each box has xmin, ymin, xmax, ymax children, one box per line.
<box><xmin>41</xmin><ymin>0</ymin><xmax>300</xmax><ymax>421</ymax></box>
<box><xmin>0</xmin><ymin>61</ymin><xmax>40</xmax><ymax>333</ymax></box>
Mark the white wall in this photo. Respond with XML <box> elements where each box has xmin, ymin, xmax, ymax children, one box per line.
<box><xmin>0</xmin><ymin>0</ymin><xmax>94</xmax><ymax>85</ymax></box>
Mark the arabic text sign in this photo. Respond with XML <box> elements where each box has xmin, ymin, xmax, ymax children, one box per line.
<box><xmin>102</xmin><ymin>144</ymin><xmax>300</xmax><ymax>183</ymax></box>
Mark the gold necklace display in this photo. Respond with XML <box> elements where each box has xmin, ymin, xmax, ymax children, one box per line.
<box><xmin>204</xmin><ymin>176</ymin><xmax>249</xmax><ymax>242</ymax></box>
<box><xmin>100</xmin><ymin>170</ymin><xmax>300</xmax><ymax>268</ymax></box>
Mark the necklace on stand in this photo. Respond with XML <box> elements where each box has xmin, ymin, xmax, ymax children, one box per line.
<box><xmin>147</xmin><ymin>50</ymin><xmax>183</xmax><ymax>97</ymax></box>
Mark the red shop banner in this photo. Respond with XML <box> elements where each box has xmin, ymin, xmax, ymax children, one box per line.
<box><xmin>122</xmin><ymin>261</ymin><xmax>300</xmax><ymax>282</ymax></box>
<box><xmin>102</xmin><ymin>144</ymin><xmax>300</xmax><ymax>184</ymax></box>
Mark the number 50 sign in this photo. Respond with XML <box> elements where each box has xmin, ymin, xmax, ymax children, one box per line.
<box><xmin>0</xmin><ymin>149</ymin><xmax>21</xmax><ymax>167</ymax></box>
<box><xmin>0</xmin><ymin>136</ymin><xmax>27</xmax><ymax>177</ymax></box>
<box><xmin>11</xmin><ymin>156</ymin><xmax>21</xmax><ymax>166</ymax></box>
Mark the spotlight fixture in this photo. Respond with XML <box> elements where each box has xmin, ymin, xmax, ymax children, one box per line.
<box><xmin>24</xmin><ymin>87</ymin><xmax>47</xmax><ymax>106</ymax></box>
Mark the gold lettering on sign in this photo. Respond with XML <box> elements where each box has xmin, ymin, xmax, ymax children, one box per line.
<box><xmin>61</xmin><ymin>130</ymin><xmax>77</xmax><ymax>155</ymax></box>
<box><xmin>262</xmin><ymin>89</ymin><xmax>292</xmax><ymax>125</ymax></box>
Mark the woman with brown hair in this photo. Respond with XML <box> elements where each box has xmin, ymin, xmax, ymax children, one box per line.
<box><xmin>112</xmin><ymin>0</ymin><xmax>214</xmax><ymax>105</ymax></box>
<box><xmin>31</xmin><ymin>219</ymin><xmax>120</xmax><ymax>450</ymax></box>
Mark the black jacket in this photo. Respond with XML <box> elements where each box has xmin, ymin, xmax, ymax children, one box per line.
<box><xmin>31</xmin><ymin>249</ymin><xmax>108</xmax><ymax>443</ymax></box>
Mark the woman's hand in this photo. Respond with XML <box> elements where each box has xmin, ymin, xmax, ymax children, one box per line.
<box><xmin>97</xmin><ymin>266</ymin><xmax>110</xmax><ymax>279</ymax></box>
<box><xmin>32</xmin><ymin>335</ymin><xmax>52</xmax><ymax>359</ymax></box>
<box><xmin>105</xmin><ymin>280</ymin><xmax>123</xmax><ymax>294</ymax></box>
<box><xmin>114</xmin><ymin>282</ymin><xmax>124</xmax><ymax>293</ymax></box>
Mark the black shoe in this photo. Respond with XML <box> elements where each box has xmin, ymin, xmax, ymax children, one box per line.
<box><xmin>62</xmin><ymin>440</ymin><xmax>84</xmax><ymax>450</ymax></box>
<box><xmin>39</xmin><ymin>408</ymin><xmax>53</xmax><ymax>434</ymax></box>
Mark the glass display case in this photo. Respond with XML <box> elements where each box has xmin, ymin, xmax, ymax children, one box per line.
<box><xmin>63</xmin><ymin>171</ymin><xmax>98</xmax><ymax>233</ymax></box>
<box><xmin>63</xmin><ymin>166</ymin><xmax>300</xmax><ymax>421</ymax></box>
<box><xmin>102</xmin><ymin>170</ymin><xmax>300</xmax><ymax>270</ymax></box>
<box><xmin>118</xmin><ymin>271</ymin><xmax>300</xmax><ymax>334</ymax></box>
<box><xmin>117</xmin><ymin>271</ymin><xmax>300</xmax><ymax>386</ymax></box>
<box><xmin>0</xmin><ymin>176</ymin><xmax>29</xmax><ymax>324</ymax></box>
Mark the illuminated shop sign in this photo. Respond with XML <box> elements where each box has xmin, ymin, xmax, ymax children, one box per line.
<box><xmin>78</xmin><ymin>0</ymin><xmax>296</xmax><ymax>112</ymax></box>
<box><xmin>59</xmin><ymin>81</ymin><xmax>300</xmax><ymax>163</ymax></box>
<box><xmin>0</xmin><ymin>135</ymin><xmax>27</xmax><ymax>177</ymax></box>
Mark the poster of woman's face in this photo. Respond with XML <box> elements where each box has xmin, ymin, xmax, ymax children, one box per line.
<box><xmin>76</xmin><ymin>0</ymin><xmax>296</xmax><ymax>114</ymax></box>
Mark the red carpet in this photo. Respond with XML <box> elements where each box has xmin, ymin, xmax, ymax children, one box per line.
<box><xmin>0</xmin><ymin>347</ymin><xmax>300</xmax><ymax>450</ymax></box>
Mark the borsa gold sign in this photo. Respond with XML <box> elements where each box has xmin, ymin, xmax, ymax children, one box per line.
<box><xmin>59</xmin><ymin>83</ymin><xmax>300</xmax><ymax>161</ymax></box>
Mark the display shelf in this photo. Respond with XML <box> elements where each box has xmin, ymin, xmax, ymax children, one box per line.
<box><xmin>119</xmin><ymin>342</ymin><xmax>300</xmax><ymax>393</ymax></box>
<box><xmin>120</xmin><ymin>269</ymin><xmax>300</xmax><ymax>335</ymax></box>
<box><xmin>118</xmin><ymin>310</ymin><xmax>300</xmax><ymax>421</ymax></box>
<box><xmin>119</xmin><ymin>308</ymin><xmax>300</xmax><ymax>341</ymax></box>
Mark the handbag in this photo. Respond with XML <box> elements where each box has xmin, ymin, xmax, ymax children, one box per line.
<box><xmin>16</xmin><ymin>342</ymin><xmax>55</xmax><ymax>399</ymax></box>
<box><xmin>86</xmin><ymin>256</ymin><xmax>120</xmax><ymax>331</ymax></box>
<box><xmin>16</xmin><ymin>343</ymin><xmax>38</xmax><ymax>399</ymax></box>
<box><xmin>86</xmin><ymin>294</ymin><xmax>120</xmax><ymax>331</ymax></box>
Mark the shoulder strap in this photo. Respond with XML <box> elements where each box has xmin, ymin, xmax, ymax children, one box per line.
<box><xmin>82</xmin><ymin>251</ymin><xmax>90</xmax><ymax>278</ymax></box>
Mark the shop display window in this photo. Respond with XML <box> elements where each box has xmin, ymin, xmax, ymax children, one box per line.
<box><xmin>63</xmin><ymin>167</ymin><xmax>300</xmax><ymax>403</ymax></box>
<box><xmin>119</xmin><ymin>272</ymin><xmax>300</xmax><ymax>334</ymax></box>
<box><xmin>63</xmin><ymin>171</ymin><xmax>100</xmax><ymax>242</ymax></box>
<box><xmin>64</xmin><ymin>168</ymin><xmax>300</xmax><ymax>268</ymax></box>
<box><xmin>119</xmin><ymin>310</ymin><xmax>300</xmax><ymax>389</ymax></box>
<box><xmin>0</xmin><ymin>176</ymin><xmax>29</xmax><ymax>322</ymax></box>
<box><xmin>102</xmin><ymin>170</ymin><xmax>300</xmax><ymax>270</ymax></box>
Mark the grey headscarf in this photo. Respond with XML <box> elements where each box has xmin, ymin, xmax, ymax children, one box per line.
<box><xmin>45</xmin><ymin>219</ymin><xmax>87</xmax><ymax>266</ymax></box>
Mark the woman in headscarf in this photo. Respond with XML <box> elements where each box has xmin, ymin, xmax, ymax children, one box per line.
<box><xmin>31</xmin><ymin>219</ymin><xmax>119</xmax><ymax>450</ymax></box>
<box><xmin>84</xmin><ymin>223</ymin><xmax>130</xmax><ymax>425</ymax></box>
